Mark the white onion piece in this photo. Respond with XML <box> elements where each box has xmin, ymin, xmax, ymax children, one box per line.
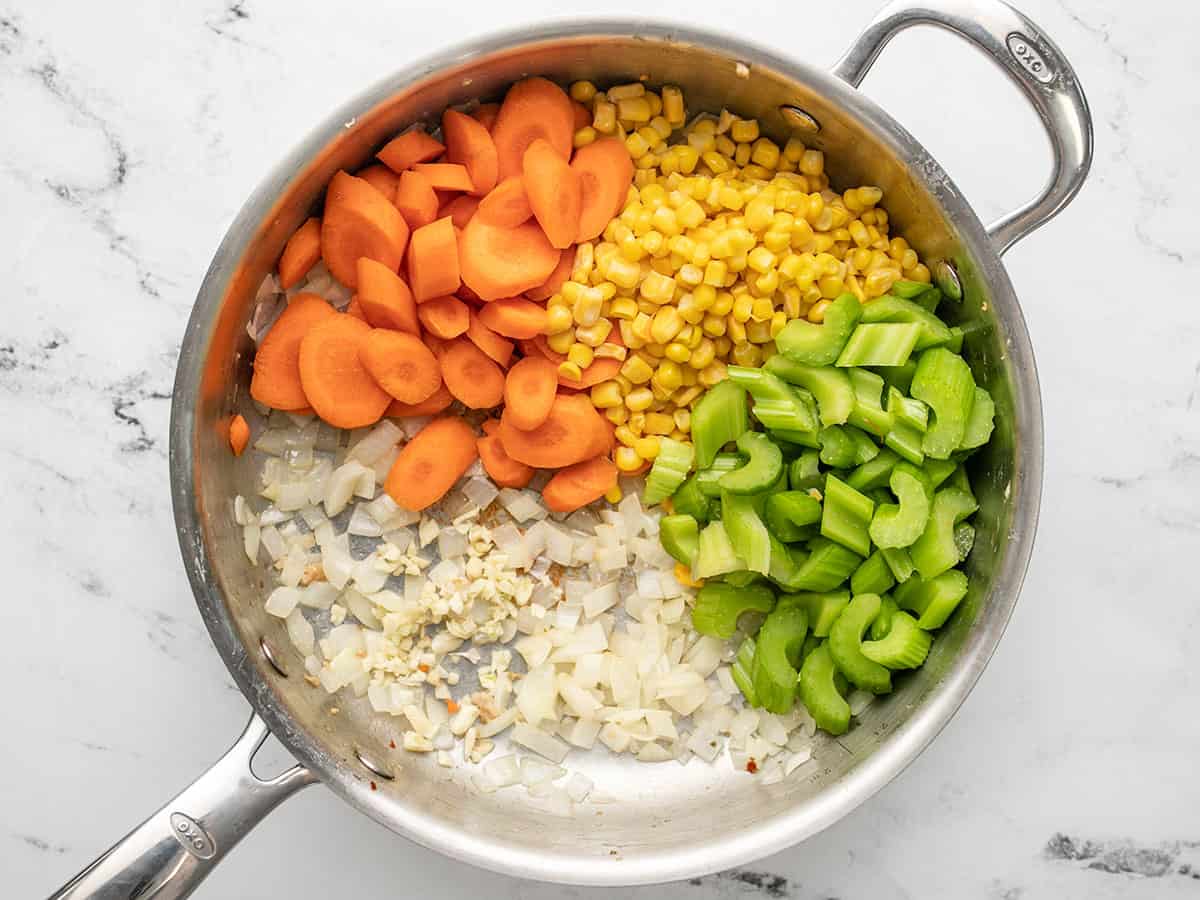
<box><xmin>437</xmin><ymin>528</ymin><xmax>468</xmax><ymax>560</ymax></box>
<box><xmin>342</xmin><ymin>588</ymin><xmax>382</xmax><ymax>630</ymax></box>
<box><xmin>298</xmin><ymin>581</ymin><xmax>337</xmax><ymax>610</ymax></box>
<box><xmin>346</xmin><ymin>420</ymin><xmax>402</xmax><ymax>466</ymax></box>
<box><xmin>462</xmin><ymin>477</ymin><xmax>499</xmax><ymax>510</ymax></box>
<box><xmin>565</xmin><ymin>773</ymin><xmax>593</xmax><ymax>802</ymax></box>
<box><xmin>265</xmin><ymin>586</ymin><xmax>301</xmax><ymax>618</ymax></box>
<box><xmin>498</xmin><ymin>489</ymin><xmax>545</xmax><ymax>523</ymax></box>
<box><xmin>515</xmin><ymin>664</ymin><xmax>557</xmax><ymax>726</ymax></box>
<box><xmin>518</xmin><ymin>756</ymin><xmax>565</xmax><ymax>786</ymax></box>
<box><xmin>511</xmin><ymin>722</ymin><xmax>570</xmax><ymax>763</ymax></box>
<box><xmin>285</xmin><ymin>608</ymin><xmax>315</xmax><ymax>655</ymax></box>
<box><xmin>324</xmin><ymin>461</ymin><xmax>370</xmax><ymax>517</ymax></box>
<box><xmin>242</xmin><ymin>524</ymin><xmax>260</xmax><ymax>563</ymax></box>
<box><xmin>482</xmin><ymin>755</ymin><xmax>521</xmax><ymax>788</ymax></box>
<box><xmin>477</xmin><ymin>707</ymin><xmax>518</xmax><ymax>738</ymax></box>
<box><xmin>399</xmin><ymin>416</ymin><xmax>431</xmax><ymax>440</ymax></box>
<box><xmin>348</xmin><ymin>506</ymin><xmax>383</xmax><ymax>537</ymax></box>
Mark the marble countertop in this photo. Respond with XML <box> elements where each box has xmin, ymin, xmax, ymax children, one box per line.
<box><xmin>4</xmin><ymin>0</ymin><xmax>1197</xmax><ymax>896</ymax></box>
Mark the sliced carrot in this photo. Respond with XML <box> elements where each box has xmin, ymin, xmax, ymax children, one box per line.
<box><xmin>423</xmin><ymin>333</ymin><xmax>450</xmax><ymax>358</ymax></box>
<box><xmin>356</xmin><ymin>258</ymin><xmax>420</xmax><ymax>335</ymax></box>
<box><xmin>229</xmin><ymin>414</ymin><xmax>250</xmax><ymax>456</ymax></box>
<box><xmin>386</xmin><ymin>382</ymin><xmax>453</xmax><ymax>418</ymax></box>
<box><xmin>476</xmin><ymin>176</ymin><xmax>533</xmax><ymax>228</ymax></box>
<box><xmin>524</xmin><ymin>248</ymin><xmax>572</xmax><ymax>301</ymax></box>
<box><xmin>464</xmin><ymin>312</ymin><xmax>513</xmax><ymax>367</ymax></box>
<box><xmin>440</xmin><ymin>338</ymin><xmax>505</xmax><ymax>409</ymax></box>
<box><xmin>384</xmin><ymin>416</ymin><xmax>478</xmax><ymax>511</ymax></box>
<box><xmin>571</xmin><ymin>137</ymin><xmax>635</xmax><ymax>242</ymax></box>
<box><xmin>531</xmin><ymin>333</ymin><xmax>566</xmax><ymax>363</ymax></box>
<box><xmin>321</xmin><ymin>171</ymin><xmax>410</xmax><ymax>288</ymax></box>
<box><xmin>589</xmin><ymin>414</ymin><xmax>616</xmax><ymax>457</ymax></box>
<box><xmin>498</xmin><ymin>393</ymin><xmax>607</xmax><ymax>468</ymax></box>
<box><xmin>477</xmin><ymin>297</ymin><xmax>549</xmax><ymax>340</ymax></box>
<box><xmin>571</xmin><ymin>100</ymin><xmax>592</xmax><ymax>131</ymax></box>
<box><xmin>298</xmin><ymin>314</ymin><xmax>391</xmax><ymax>428</ymax></box>
<box><xmin>443</xmin><ymin>109</ymin><xmax>499</xmax><ymax>196</ymax></box>
<box><xmin>356</xmin><ymin>163</ymin><xmax>400</xmax><ymax>201</ymax></box>
<box><xmin>522</xmin><ymin>138</ymin><xmax>580</xmax><ymax>250</ymax></box>
<box><xmin>377</xmin><ymin>129</ymin><xmax>444</xmax><ymax>173</ymax></box>
<box><xmin>458</xmin><ymin>217</ymin><xmax>560</xmax><ymax>301</ymax></box>
<box><xmin>345</xmin><ymin>296</ymin><xmax>368</xmax><ymax>322</ymax></box>
<box><xmin>457</xmin><ymin>283</ymin><xmax>483</xmax><ymax>304</ymax></box>
<box><xmin>558</xmin><ymin>357</ymin><xmax>622</xmax><ymax>389</ymax></box>
<box><xmin>502</xmin><ymin>355</ymin><xmax>558</xmax><ymax>431</ymax></box>
<box><xmin>477</xmin><ymin>434</ymin><xmax>535</xmax><ymax>489</ymax></box>
<box><xmin>278</xmin><ymin>217</ymin><xmax>321</xmax><ymax>290</ymax></box>
<box><xmin>412</xmin><ymin>163</ymin><xmax>474</xmax><ymax>193</ymax></box>
<box><xmin>407</xmin><ymin>216</ymin><xmax>460</xmax><ymax>302</ymax></box>
<box><xmin>480</xmin><ymin>417</ymin><xmax>501</xmax><ymax>436</ymax></box>
<box><xmin>358</xmin><ymin>328</ymin><xmax>442</xmax><ymax>404</ymax></box>
<box><xmin>542</xmin><ymin>455</ymin><xmax>618</xmax><ymax>513</ymax></box>
<box><xmin>250</xmin><ymin>293</ymin><xmax>335</xmax><ymax>410</ymax></box>
<box><xmin>394</xmin><ymin>170</ymin><xmax>439</xmax><ymax>230</ymax></box>
<box><xmin>440</xmin><ymin>194</ymin><xmax>480</xmax><ymax>229</ymax></box>
<box><xmin>492</xmin><ymin>77</ymin><xmax>574</xmax><ymax>180</ymax></box>
<box><xmin>417</xmin><ymin>296</ymin><xmax>470</xmax><ymax>339</ymax></box>
<box><xmin>473</xmin><ymin>103</ymin><xmax>500</xmax><ymax>131</ymax></box>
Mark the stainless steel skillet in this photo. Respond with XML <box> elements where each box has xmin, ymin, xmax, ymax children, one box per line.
<box><xmin>51</xmin><ymin>1</ymin><xmax>1090</xmax><ymax>896</ymax></box>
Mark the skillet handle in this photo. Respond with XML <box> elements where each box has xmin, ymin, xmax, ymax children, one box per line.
<box><xmin>48</xmin><ymin>712</ymin><xmax>317</xmax><ymax>900</ymax></box>
<box><xmin>831</xmin><ymin>0</ymin><xmax>1093</xmax><ymax>255</ymax></box>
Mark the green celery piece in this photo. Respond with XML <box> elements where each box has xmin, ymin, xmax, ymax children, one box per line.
<box><xmin>752</xmin><ymin>604</ymin><xmax>809</xmax><ymax>713</ymax></box>
<box><xmin>798</xmin><ymin>642</ymin><xmax>851</xmax><ymax>735</ymax></box>
<box><xmin>766</xmin><ymin>534</ymin><xmax>810</xmax><ymax>590</ymax></box>
<box><xmin>690</xmin><ymin>581</ymin><xmax>776</xmax><ymax>638</ymax></box>
<box><xmin>719</xmin><ymin>431</ymin><xmax>784</xmax><ymax>495</ymax></box>
<box><xmin>828</xmin><ymin>592</ymin><xmax>892</xmax><ymax>693</ymax></box>
<box><xmin>836</xmin><ymin>322</ymin><xmax>923</xmax><ymax>368</ymax></box>
<box><xmin>694</xmin><ymin>520</ymin><xmax>745</xmax><ymax>579</ymax></box>
<box><xmin>888</xmin><ymin>387</ymin><xmax>929</xmax><ymax>431</ymax></box>
<box><xmin>780</xmin><ymin>590</ymin><xmax>850</xmax><ymax>637</ymax></box>
<box><xmin>764</xmin><ymin>356</ymin><xmax>854</xmax><ymax>426</ymax></box>
<box><xmin>692</xmin><ymin>380</ymin><xmax>749</xmax><ymax>469</ymax></box>
<box><xmin>671</xmin><ymin>475</ymin><xmax>712</xmax><ymax>524</ymax></box>
<box><xmin>731</xmin><ymin>636</ymin><xmax>759</xmax><ymax>707</ymax></box>
<box><xmin>772</xmin><ymin>429</ymin><xmax>821</xmax><ymax>449</ymax></box>
<box><xmin>895</xmin><ymin>569</ymin><xmax>969</xmax><ymax>629</ymax></box>
<box><xmin>819</xmin><ymin>475</ymin><xmax>875</xmax><ymax>557</ymax></box>
<box><xmin>913</xmin><ymin>288</ymin><xmax>943</xmax><ymax>314</ymax></box>
<box><xmin>723</xmin><ymin>570</ymin><xmax>766</xmax><ymax>588</ymax></box>
<box><xmin>860</xmin><ymin>295</ymin><xmax>954</xmax><ymax>350</ymax></box>
<box><xmin>847</xmin><ymin>427</ymin><xmax>880</xmax><ymax>465</ymax></box>
<box><xmin>643</xmin><ymin>437</ymin><xmax>694</xmax><ymax>506</ymax></box>
<box><xmin>799</xmin><ymin>634</ymin><xmax>822</xmax><ymax>665</ymax></box>
<box><xmin>846</xmin><ymin>447</ymin><xmax>900</xmax><ymax>492</ymax></box>
<box><xmin>890</xmin><ymin>280</ymin><xmax>938</xmax><ymax>301</ymax></box>
<box><xmin>765</xmin><ymin>491</ymin><xmax>823</xmax><ymax>543</ymax></box>
<box><xmin>909</xmin><ymin>487</ymin><xmax>978</xmax><ymax>579</ymax></box>
<box><xmin>954</xmin><ymin>521</ymin><xmax>976</xmax><ymax>562</ymax></box>
<box><xmin>819</xmin><ymin>425</ymin><xmax>857</xmax><ymax>468</ymax></box>
<box><xmin>871</xmin><ymin>359</ymin><xmax>918</xmax><ymax>395</ymax></box>
<box><xmin>881</xmin><ymin>546</ymin><xmax>916</xmax><ymax>583</ymax></box>
<box><xmin>869</xmin><ymin>593</ymin><xmax>900</xmax><ymax>640</ymax></box>
<box><xmin>922</xmin><ymin>458</ymin><xmax>958</xmax><ymax>490</ymax></box>
<box><xmin>911</xmin><ymin>348</ymin><xmax>976</xmax><ymax>459</ymax></box>
<box><xmin>789</xmin><ymin>451</ymin><xmax>824</xmax><ymax>492</ymax></box>
<box><xmin>944</xmin><ymin>326</ymin><xmax>965</xmax><ymax>353</ymax></box>
<box><xmin>726</xmin><ymin>365</ymin><xmax>819</xmax><ymax>436</ymax></box>
<box><xmin>721</xmin><ymin>490</ymin><xmax>772</xmax><ymax>575</ymax></box>
<box><xmin>869</xmin><ymin>463</ymin><xmax>933</xmax><ymax>549</ymax></box>
<box><xmin>960</xmin><ymin>386</ymin><xmax>995</xmax><ymax>450</ymax></box>
<box><xmin>851</xmin><ymin>550</ymin><xmax>896</xmax><ymax>595</ymax></box>
<box><xmin>695</xmin><ymin>453</ymin><xmax>746</xmax><ymax>497</ymax></box>
<box><xmin>846</xmin><ymin>368</ymin><xmax>895</xmax><ymax>438</ymax></box>
<box><xmin>885</xmin><ymin>422</ymin><xmax>925</xmax><ymax>465</ymax></box>
<box><xmin>776</xmin><ymin>293</ymin><xmax>861</xmax><ymax>365</ymax></box>
<box><xmin>659</xmin><ymin>514</ymin><xmax>699</xmax><ymax>568</ymax></box>
<box><xmin>862</xmin><ymin>609</ymin><xmax>932</xmax><ymax>668</ymax></box>
<box><xmin>790</xmin><ymin>537</ymin><xmax>862</xmax><ymax>591</ymax></box>
<box><xmin>948</xmin><ymin>464</ymin><xmax>974</xmax><ymax>496</ymax></box>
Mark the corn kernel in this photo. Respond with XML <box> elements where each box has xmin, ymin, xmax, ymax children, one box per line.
<box><xmin>608</xmin><ymin>82</ymin><xmax>645</xmax><ymax>101</ymax></box>
<box><xmin>770</xmin><ymin>310</ymin><xmax>788</xmax><ymax>338</ymax></box>
<box><xmin>593</xmin><ymin>101</ymin><xmax>617</xmax><ymax>133</ymax></box>
<box><xmin>731</xmin><ymin>341</ymin><xmax>762</xmax><ymax>367</ymax></box>
<box><xmin>627</xmin><ymin>412</ymin><xmax>646</xmax><ymax>434</ymax></box>
<box><xmin>590</xmin><ymin>381</ymin><xmax>623</xmax><ymax>409</ymax></box>
<box><xmin>733</xmin><ymin>142</ymin><xmax>752</xmax><ymax>167</ymax></box>
<box><xmin>615</xmin><ymin>446</ymin><xmax>642</xmax><ymax>472</ymax></box>
<box><xmin>573</xmin><ymin>288</ymin><xmax>604</xmax><ymax>326</ymax></box>
<box><xmin>745</xmin><ymin>320</ymin><xmax>772</xmax><ymax>344</ymax></box>
<box><xmin>644</xmin><ymin>412</ymin><xmax>675</xmax><ymax>435</ymax></box>
<box><xmin>547</xmin><ymin>329</ymin><xmax>575</xmax><ymax>354</ymax></box>
<box><xmin>625</xmin><ymin>131</ymin><xmax>650</xmax><ymax>158</ymax></box>
<box><xmin>570</xmin><ymin>80</ymin><xmax>597</xmax><ymax>103</ymax></box>
<box><xmin>604</xmin><ymin>483</ymin><xmax>623</xmax><ymax>504</ymax></box>
<box><xmin>617</xmin><ymin>96</ymin><xmax>651</xmax><ymax>123</ymax></box>
<box><xmin>558</xmin><ymin>361</ymin><xmax>582</xmax><ymax>382</ymax></box>
<box><xmin>605</xmin><ymin>405</ymin><xmax>629</xmax><ymax>425</ymax></box>
<box><xmin>700</xmin><ymin>151</ymin><xmax>730</xmax><ymax>175</ymax></box>
<box><xmin>731</xmin><ymin>294</ymin><xmax>754</xmax><ymax>323</ymax></box>
<box><xmin>614</xmin><ymin>424</ymin><xmax>638</xmax><ymax>447</ymax></box>
<box><xmin>730</xmin><ymin>118</ymin><xmax>759</xmax><ymax>143</ymax></box>
<box><xmin>702</xmin><ymin>312</ymin><xmax>727</xmax><ymax>337</ymax></box>
<box><xmin>662</xmin><ymin>85</ymin><xmax>685</xmax><ymax>125</ymax></box>
<box><xmin>573</xmin><ymin>126</ymin><xmax>597</xmax><ymax>149</ymax></box>
<box><xmin>748</xmin><ymin>295</ymin><xmax>773</xmax><ymax>322</ymax></box>
<box><xmin>698</xmin><ymin>360</ymin><xmax>728</xmax><ymax>387</ymax></box>
<box><xmin>652</xmin><ymin>360</ymin><xmax>684</xmax><ymax>393</ymax></box>
<box><xmin>783</xmin><ymin>137</ymin><xmax>806</xmax><ymax>162</ymax></box>
<box><xmin>594</xmin><ymin>342</ymin><xmax>627</xmax><ymax>361</ymax></box>
<box><xmin>624</xmin><ymin>387</ymin><xmax>654</xmax><ymax>412</ymax></box>
<box><xmin>808</xmin><ymin>299</ymin><xmax>831</xmax><ymax>323</ymax></box>
<box><xmin>672</xmin><ymin>408</ymin><xmax>692</xmax><ymax>433</ymax></box>
<box><xmin>575</xmin><ymin>318</ymin><xmax>612</xmax><ymax>347</ymax></box>
<box><xmin>649</xmin><ymin>306</ymin><xmax>684</xmax><ymax>344</ymax></box>
<box><xmin>609</xmin><ymin>297</ymin><xmax>639</xmax><ymax>320</ymax></box>
<box><xmin>799</xmin><ymin>149</ymin><xmax>824</xmax><ymax>176</ymax></box>
<box><xmin>621</xmin><ymin>355</ymin><xmax>654</xmax><ymax>385</ymax></box>
<box><xmin>640</xmin><ymin>270</ymin><xmax>676</xmax><ymax>302</ymax></box>
<box><xmin>703</xmin><ymin>260</ymin><xmax>728</xmax><ymax>286</ymax></box>
<box><xmin>689</xmin><ymin>338</ymin><xmax>716</xmax><ymax>370</ymax></box>
<box><xmin>634</xmin><ymin>436</ymin><xmax>661</xmax><ymax>460</ymax></box>
<box><xmin>545</xmin><ymin>304</ymin><xmax>574</xmax><ymax>334</ymax></box>
<box><xmin>665</xmin><ymin>341</ymin><xmax>692</xmax><ymax>364</ymax></box>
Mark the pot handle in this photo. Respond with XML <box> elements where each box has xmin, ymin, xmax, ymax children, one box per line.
<box><xmin>48</xmin><ymin>712</ymin><xmax>317</xmax><ymax>900</ymax></box>
<box><xmin>832</xmin><ymin>0</ymin><xmax>1093</xmax><ymax>255</ymax></box>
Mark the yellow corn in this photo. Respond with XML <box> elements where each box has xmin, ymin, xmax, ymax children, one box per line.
<box><xmin>574</xmin><ymin>319</ymin><xmax>613</xmax><ymax>348</ymax></box>
<box><xmin>672</xmin><ymin>408</ymin><xmax>692</xmax><ymax>433</ymax></box>
<box><xmin>567</xmin><ymin>343</ymin><xmax>595</xmax><ymax>369</ymax></box>
<box><xmin>614</xmin><ymin>446</ymin><xmax>642</xmax><ymax>472</ymax></box>
<box><xmin>604</xmin><ymin>483</ymin><xmax>623</xmax><ymax>504</ymax></box>
<box><xmin>545</xmin><ymin>305</ymin><xmax>574</xmax><ymax>334</ymax></box>
<box><xmin>590</xmin><ymin>381</ymin><xmax>623</xmax><ymax>409</ymax></box>
<box><xmin>594</xmin><ymin>342</ymin><xmax>627</xmax><ymax>361</ymax></box>
<box><xmin>698</xmin><ymin>360</ymin><xmax>728</xmax><ymax>387</ymax></box>
<box><xmin>661</xmin><ymin>85</ymin><xmax>685</xmax><ymax>124</ymax></box>
<box><xmin>643</xmin><ymin>412</ymin><xmax>674</xmax><ymax>435</ymax></box>
<box><xmin>547</xmin><ymin>329</ymin><xmax>575</xmax><ymax>354</ymax></box>
<box><xmin>649</xmin><ymin>306</ymin><xmax>684</xmax><ymax>344</ymax></box>
<box><xmin>605</xmin><ymin>405</ymin><xmax>629</xmax><ymax>425</ymax></box>
<box><xmin>570</xmin><ymin>80</ymin><xmax>597</xmax><ymax>103</ymax></box>
<box><xmin>608</xmin><ymin>82</ymin><xmax>645</xmax><ymax>101</ymax></box>
<box><xmin>621</xmin><ymin>355</ymin><xmax>654</xmax><ymax>385</ymax></box>
<box><xmin>573</xmin><ymin>126</ymin><xmax>597</xmax><ymax>149</ymax></box>
<box><xmin>652</xmin><ymin>360</ymin><xmax>684</xmax><ymax>393</ymax></box>
<box><xmin>617</xmin><ymin>96</ymin><xmax>651</xmax><ymax>123</ymax></box>
<box><xmin>664</xmin><ymin>341</ymin><xmax>692</xmax><ymax>364</ymax></box>
<box><xmin>731</xmin><ymin>294</ymin><xmax>754</xmax><ymax>323</ymax></box>
<box><xmin>557</xmin><ymin>361</ymin><xmax>582</xmax><ymax>382</ymax></box>
<box><xmin>593</xmin><ymin>101</ymin><xmax>617</xmax><ymax>133</ymax></box>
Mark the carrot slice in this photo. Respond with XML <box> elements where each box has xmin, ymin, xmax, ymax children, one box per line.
<box><xmin>465</xmin><ymin>311</ymin><xmax>515</xmax><ymax>367</ymax></box>
<box><xmin>407</xmin><ymin>216</ymin><xmax>460</xmax><ymax>302</ymax></box>
<box><xmin>443</xmin><ymin>109</ymin><xmax>499</xmax><ymax>196</ymax></box>
<box><xmin>412</xmin><ymin>163</ymin><xmax>474</xmax><ymax>193</ymax></box>
<box><xmin>358</xmin><ymin>328</ymin><xmax>442</xmax><ymax>404</ymax></box>
<box><xmin>524</xmin><ymin>248</ymin><xmax>572</xmax><ymax>301</ymax></box>
<box><xmin>459</xmin><ymin>217</ymin><xmax>560</xmax><ymax>301</ymax></box>
<box><xmin>356</xmin><ymin>163</ymin><xmax>400</xmax><ymax>201</ymax></box>
<box><xmin>571</xmin><ymin>137</ymin><xmax>635</xmax><ymax>242</ymax></box>
<box><xmin>250</xmin><ymin>293</ymin><xmax>335</xmax><ymax>410</ymax></box>
<box><xmin>476</xmin><ymin>176</ymin><xmax>533</xmax><ymax>228</ymax></box>
<box><xmin>440</xmin><ymin>194</ymin><xmax>480</xmax><ymax>229</ymax></box>
<box><xmin>440</xmin><ymin>338</ymin><xmax>505</xmax><ymax>409</ymax></box>
<box><xmin>377</xmin><ymin>129</ymin><xmax>444</xmax><ymax>173</ymax></box>
<box><xmin>385</xmin><ymin>416</ymin><xmax>478</xmax><ymax>511</ymax></box>
<box><xmin>502</xmin><ymin>355</ymin><xmax>558</xmax><ymax>431</ymax></box>
<box><xmin>321</xmin><ymin>171</ymin><xmax>410</xmax><ymax>288</ymax></box>
<box><xmin>477</xmin><ymin>297</ymin><xmax>549</xmax><ymax>340</ymax></box>
<box><xmin>298</xmin><ymin>314</ymin><xmax>392</xmax><ymax>428</ymax></box>
<box><xmin>229</xmin><ymin>414</ymin><xmax>250</xmax><ymax>456</ymax></box>
<box><xmin>278</xmin><ymin>217</ymin><xmax>322</xmax><ymax>290</ymax></box>
<box><xmin>571</xmin><ymin>101</ymin><xmax>592</xmax><ymax>131</ymax></box>
<box><xmin>417</xmin><ymin>296</ymin><xmax>470</xmax><ymax>339</ymax></box>
<box><xmin>423</xmin><ymin>333</ymin><xmax>449</xmax><ymax>358</ymax></box>
<box><xmin>542</xmin><ymin>455</ymin><xmax>618</xmax><ymax>512</ymax></box>
<box><xmin>522</xmin><ymin>138</ymin><xmax>581</xmax><ymax>250</ymax></box>
<box><xmin>386</xmin><ymin>382</ymin><xmax>453</xmax><ymax>418</ymax></box>
<box><xmin>345</xmin><ymin>296</ymin><xmax>368</xmax><ymax>322</ymax></box>
<box><xmin>477</xmin><ymin>434</ymin><xmax>535</xmax><ymax>489</ymax></box>
<box><xmin>498</xmin><ymin>393</ymin><xmax>607</xmax><ymax>468</ymax></box>
<box><xmin>558</xmin><ymin>357</ymin><xmax>622</xmax><ymax>389</ymax></box>
<box><xmin>394</xmin><ymin>170</ymin><xmax>439</xmax><ymax>230</ymax></box>
<box><xmin>480</xmin><ymin>417</ymin><xmax>501</xmax><ymax>436</ymax></box>
<box><xmin>492</xmin><ymin>77</ymin><xmax>574</xmax><ymax>180</ymax></box>
<box><xmin>356</xmin><ymin>258</ymin><xmax>420</xmax><ymax>335</ymax></box>
<box><xmin>531</xmin><ymin>333</ymin><xmax>566</xmax><ymax>363</ymax></box>
<box><xmin>473</xmin><ymin>103</ymin><xmax>500</xmax><ymax>131</ymax></box>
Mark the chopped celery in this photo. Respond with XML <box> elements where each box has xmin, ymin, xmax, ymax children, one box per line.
<box><xmin>850</xmin><ymin>550</ymin><xmax>896</xmax><ymax>595</ymax></box>
<box><xmin>846</xmin><ymin>368</ymin><xmax>895</xmax><ymax>437</ymax></box>
<box><xmin>895</xmin><ymin>569</ymin><xmax>969</xmax><ymax>629</ymax></box>
<box><xmin>789</xmin><ymin>451</ymin><xmax>824</xmax><ymax>492</ymax></box>
<box><xmin>776</xmin><ymin>293</ymin><xmax>862</xmax><ymax>365</ymax></box>
<box><xmin>871</xmin><ymin>358</ymin><xmax>918</xmax><ymax>395</ymax></box>
<box><xmin>922</xmin><ymin>458</ymin><xmax>958</xmax><ymax>490</ymax></box>
<box><xmin>724</xmin><ymin>570</ymin><xmax>766</xmax><ymax>588</ymax></box>
<box><xmin>780</xmin><ymin>590</ymin><xmax>850</xmax><ymax>636</ymax></box>
<box><xmin>691</xmin><ymin>581</ymin><xmax>776</xmax><ymax>638</ymax></box>
<box><xmin>694</xmin><ymin>520</ymin><xmax>745</xmax><ymax>579</ymax></box>
<box><xmin>692</xmin><ymin>379</ymin><xmax>749</xmax><ymax>469</ymax></box>
<box><xmin>869</xmin><ymin>463</ymin><xmax>932</xmax><ymax>549</ymax></box>
<box><xmin>764</xmin><ymin>356</ymin><xmax>854</xmax><ymax>426</ymax></box>
<box><xmin>828</xmin><ymin>592</ymin><xmax>891</xmax><ymax>694</ymax></box>
<box><xmin>819</xmin><ymin>425</ymin><xmax>857</xmax><ymax>468</ymax></box>
<box><xmin>695</xmin><ymin>453</ymin><xmax>746</xmax><ymax>497</ymax></box>
<box><xmin>836</xmin><ymin>322</ymin><xmax>923</xmax><ymax>367</ymax></box>
<box><xmin>721</xmin><ymin>491</ymin><xmax>773</xmax><ymax>575</ymax></box>
<box><xmin>888</xmin><ymin>387</ymin><xmax>929</xmax><ymax>431</ymax></box>
<box><xmin>643</xmin><ymin>437</ymin><xmax>694</xmax><ymax>506</ymax></box>
<box><xmin>790</xmin><ymin>537</ymin><xmax>862</xmax><ymax>592</ymax></box>
<box><xmin>890</xmin><ymin>280</ymin><xmax>938</xmax><ymax>301</ymax></box>
<box><xmin>954</xmin><ymin>521</ymin><xmax>976</xmax><ymax>562</ymax></box>
<box><xmin>910</xmin><ymin>348</ymin><xmax>977</xmax><ymax>459</ymax></box>
<box><xmin>860</xmin><ymin>295</ymin><xmax>954</xmax><ymax>350</ymax></box>
<box><xmin>672</xmin><ymin>474</ymin><xmax>713</xmax><ymax>524</ymax></box>
<box><xmin>719</xmin><ymin>431</ymin><xmax>784</xmax><ymax>495</ymax></box>
<box><xmin>798</xmin><ymin>642</ymin><xmax>851</xmax><ymax>735</ymax></box>
<box><xmin>880</xmin><ymin>546</ymin><xmax>916</xmax><ymax>583</ymax></box>
<box><xmin>659</xmin><ymin>514</ymin><xmax>699</xmax><ymax>568</ymax></box>
<box><xmin>819</xmin><ymin>475</ymin><xmax>875</xmax><ymax>557</ymax></box>
<box><xmin>944</xmin><ymin>326</ymin><xmax>964</xmax><ymax>353</ymax></box>
<box><xmin>752</xmin><ymin>603</ymin><xmax>809</xmax><ymax>713</ymax></box>
<box><xmin>862</xmin><ymin>610</ymin><xmax>932</xmax><ymax>668</ymax></box>
<box><xmin>726</xmin><ymin>366</ymin><xmax>819</xmax><ymax>436</ymax></box>
<box><xmin>885</xmin><ymin>422</ymin><xmax>925</xmax><ymax>465</ymax></box>
<box><xmin>846</xmin><ymin>447</ymin><xmax>900</xmax><ymax>492</ymax></box>
<box><xmin>909</xmin><ymin>487</ymin><xmax>978</xmax><ymax>579</ymax></box>
<box><xmin>765</xmin><ymin>491</ymin><xmax>823</xmax><ymax>543</ymax></box>
<box><xmin>913</xmin><ymin>288</ymin><xmax>943</xmax><ymax>314</ymax></box>
<box><xmin>731</xmin><ymin>636</ymin><xmax>759</xmax><ymax>707</ymax></box>
<box><xmin>869</xmin><ymin>593</ymin><xmax>900</xmax><ymax>640</ymax></box>
<box><xmin>948</xmin><ymin>464</ymin><xmax>974</xmax><ymax>497</ymax></box>
<box><xmin>771</xmin><ymin>428</ymin><xmax>821</xmax><ymax>449</ymax></box>
<box><xmin>960</xmin><ymin>386</ymin><xmax>995</xmax><ymax>450</ymax></box>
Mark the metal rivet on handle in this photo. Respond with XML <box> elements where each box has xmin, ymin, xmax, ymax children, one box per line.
<box><xmin>355</xmin><ymin>749</ymin><xmax>395</xmax><ymax>780</ymax></box>
<box><xmin>779</xmin><ymin>105</ymin><xmax>820</xmax><ymax>133</ymax></box>
<box><xmin>259</xmin><ymin>636</ymin><xmax>288</xmax><ymax>678</ymax></box>
<box><xmin>933</xmin><ymin>259</ymin><xmax>963</xmax><ymax>301</ymax></box>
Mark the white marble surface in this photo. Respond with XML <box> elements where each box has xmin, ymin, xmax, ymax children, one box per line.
<box><xmin>3</xmin><ymin>0</ymin><xmax>1197</xmax><ymax>896</ymax></box>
